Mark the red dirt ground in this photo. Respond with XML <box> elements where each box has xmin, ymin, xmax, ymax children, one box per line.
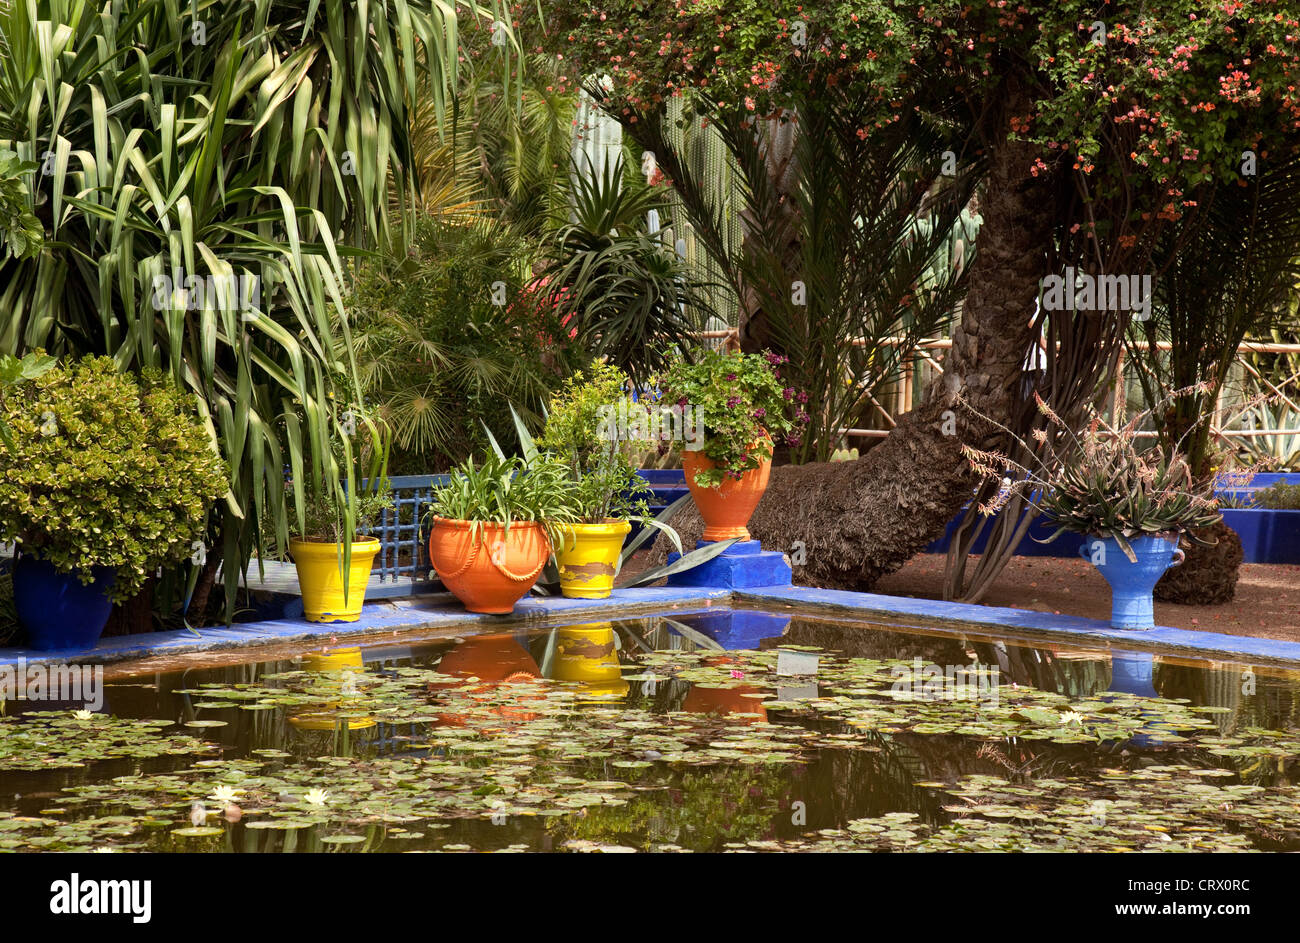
<box><xmin>873</xmin><ymin>554</ymin><xmax>1300</xmax><ymax>644</ymax></box>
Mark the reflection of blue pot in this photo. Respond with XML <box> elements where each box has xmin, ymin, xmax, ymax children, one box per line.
<box><xmin>674</xmin><ymin>611</ymin><xmax>792</xmax><ymax>650</ymax></box>
<box><xmin>12</xmin><ymin>553</ymin><xmax>116</xmax><ymax>651</ymax></box>
<box><xmin>1079</xmin><ymin>535</ymin><xmax>1183</xmax><ymax>630</ymax></box>
<box><xmin>1109</xmin><ymin>649</ymin><xmax>1158</xmax><ymax>698</ymax></box>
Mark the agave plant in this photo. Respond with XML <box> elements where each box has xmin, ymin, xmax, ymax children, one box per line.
<box><xmin>962</xmin><ymin>394</ymin><xmax>1222</xmax><ymax>562</ymax></box>
<box><xmin>0</xmin><ymin>0</ymin><xmax>515</xmax><ymax>618</ymax></box>
<box><xmin>1235</xmin><ymin>400</ymin><xmax>1300</xmax><ymax>471</ymax></box>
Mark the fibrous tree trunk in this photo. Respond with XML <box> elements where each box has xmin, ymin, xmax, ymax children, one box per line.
<box><xmin>654</xmin><ymin>85</ymin><xmax>1059</xmax><ymax>590</ymax></box>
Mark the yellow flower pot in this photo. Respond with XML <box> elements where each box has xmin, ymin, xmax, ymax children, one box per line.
<box><xmin>554</xmin><ymin>521</ymin><xmax>631</xmax><ymax>599</ymax></box>
<box><xmin>290</xmin><ymin>537</ymin><xmax>380</xmax><ymax>623</ymax></box>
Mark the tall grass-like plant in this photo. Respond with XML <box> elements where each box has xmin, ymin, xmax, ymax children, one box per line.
<box><xmin>539</xmin><ymin>156</ymin><xmax>717</xmax><ymax>386</ymax></box>
<box><xmin>0</xmin><ymin>0</ymin><xmax>515</xmax><ymax>618</ymax></box>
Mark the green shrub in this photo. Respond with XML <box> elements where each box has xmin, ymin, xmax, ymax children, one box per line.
<box><xmin>1252</xmin><ymin>480</ymin><xmax>1300</xmax><ymax>510</ymax></box>
<box><xmin>538</xmin><ymin>363</ymin><xmax>655</xmax><ymax>523</ymax></box>
<box><xmin>0</xmin><ymin>357</ymin><xmax>229</xmax><ymax>601</ymax></box>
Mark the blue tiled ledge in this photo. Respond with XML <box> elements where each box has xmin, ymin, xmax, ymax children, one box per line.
<box><xmin>0</xmin><ymin>587</ymin><xmax>731</xmax><ymax>671</ymax></box>
<box><xmin>6</xmin><ymin>582</ymin><xmax>1300</xmax><ymax>671</ymax></box>
<box><xmin>735</xmin><ymin>585</ymin><xmax>1300</xmax><ymax>668</ymax></box>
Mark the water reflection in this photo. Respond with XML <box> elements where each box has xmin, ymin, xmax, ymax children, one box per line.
<box><xmin>4</xmin><ymin>609</ymin><xmax>1298</xmax><ymax>852</ymax></box>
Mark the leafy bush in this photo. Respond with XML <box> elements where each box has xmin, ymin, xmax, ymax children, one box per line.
<box><xmin>429</xmin><ymin>453</ymin><xmax>579</xmax><ymax>550</ymax></box>
<box><xmin>0</xmin><ymin>357</ymin><xmax>229</xmax><ymax>601</ymax></box>
<box><xmin>537</xmin><ymin>363</ymin><xmax>655</xmax><ymax>523</ymax></box>
<box><xmin>0</xmin><ymin>149</ymin><xmax>41</xmax><ymax>261</ymax></box>
<box><xmin>1253</xmin><ymin>480</ymin><xmax>1300</xmax><ymax>510</ymax></box>
<box><xmin>661</xmin><ymin>349</ymin><xmax>807</xmax><ymax>488</ymax></box>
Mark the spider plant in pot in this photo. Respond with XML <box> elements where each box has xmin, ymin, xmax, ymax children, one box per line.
<box><xmin>428</xmin><ymin>453</ymin><xmax>578</xmax><ymax>614</ymax></box>
<box><xmin>660</xmin><ymin>349</ymin><xmax>807</xmax><ymax>541</ymax></box>
<box><xmin>538</xmin><ymin>364</ymin><xmax>684</xmax><ymax>598</ymax></box>
<box><xmin>962</xmin><ymin>394</ymin><xmax>1221</xmax><ymax>630</ymax></box>
<box><xmin>288</xmin><ymin>411</ymin><xmax>393</xmax><ymax>624</ymax></box>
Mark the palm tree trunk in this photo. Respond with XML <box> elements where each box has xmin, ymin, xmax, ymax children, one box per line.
<box><xmin>658</xmin><ymin>90</ymin><xmax>1059</xmax><ymax>590</ymax></box>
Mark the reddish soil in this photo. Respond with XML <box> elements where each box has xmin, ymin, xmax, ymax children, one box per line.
<box><xmin>873</xmin><ymin>554</ymin><xmax>1300</xmax><ymax>644</ymax></box>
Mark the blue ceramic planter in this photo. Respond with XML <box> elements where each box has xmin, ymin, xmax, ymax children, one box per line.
<box><xmin>1079</xmin><ymin>535</ymin><xmax>1183</xmax><ymax>630</ymax></box>
<box><xmin>11</xmin><ymin>553</ymin><xmax>116</xmax><ymax>651</ymax></box>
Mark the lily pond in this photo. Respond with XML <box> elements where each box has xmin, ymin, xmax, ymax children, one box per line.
<box><xmin>2</xmin><ymin>607</ymin><xmax>1299</xmax><ymax>853</ymax></box>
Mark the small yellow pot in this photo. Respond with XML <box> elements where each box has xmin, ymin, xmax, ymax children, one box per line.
<box><xmin>554</xmin><ymin>520</ymin><xmax>631</xmax><ymax>599</ymax></box>
<box><xmin>290</xmin><ymin>537</ymin><xmax>380</xmax><ymax>623</ymax></box>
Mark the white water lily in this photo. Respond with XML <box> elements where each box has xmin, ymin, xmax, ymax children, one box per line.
<box><xmin>303</xmin><ymin>788</ymin><xmax>330</xmax><ymax>807</ymax></box>
<box><xmin>73</xmin><ymin>709</ymin><xmax>93</xmax><ymax>721</ymax></box>
<box><xmin>208</xmin><ymin>785</ymin><xmax>242</xmax><ymax>804</ymax></box>
<box><xmin>1060</xmin><ymin>711</ymin><xmax>1085</xmax><ymax>726</ymax></box>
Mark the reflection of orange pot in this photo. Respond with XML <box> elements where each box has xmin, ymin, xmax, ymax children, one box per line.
<box><xmin>682</xmin><ymin>445</ymin><xmax>772</xmax><ymax>541</ymax></box>
<box><xmin>682</xmin><ymin>653</ymin><xmax>767</xmax><ymax>721</ymax></box>
<box><xmin>438</xmin><ymin>634</ymin><xmax>540</xmax><ymax>682</ymax></box>
<box><xmin>432</xmin><ymin>634</ymin><xmax>541</xmax><ymax>728</ymax></box>
<box><xmin>429</xmin><ymin>518</ymin><xmax>550</xmax><ymax>614</ymax></box>
<box><xmin>682</xmin><ymin>684</ymin><xmax>768</xmax><ymax>722</ymax></box>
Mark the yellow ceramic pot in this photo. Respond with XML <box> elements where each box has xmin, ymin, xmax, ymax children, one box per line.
<box><xmin>554</xmin><ymin>521</ymin><xmax>631</xmax><ymax>599</ymax></box>
<box><xmin>290</xmin><ymin>537</ymin><xmax>380</xmax><ymax>623</ymax></box>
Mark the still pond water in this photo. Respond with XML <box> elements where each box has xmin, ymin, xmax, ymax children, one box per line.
<box><xmin>2</xmin><ymin>608</ymin><xmax>1299</xmax><ymax>852</ymax></box>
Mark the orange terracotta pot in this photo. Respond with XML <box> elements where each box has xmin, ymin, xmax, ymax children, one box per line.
<box><xmin>682</xmin><ymin>446</ymin><xmax>772</xmax><ymax>541</ymax></box>
<box><xmin>429</xmin><ymin>518</ymin><xmax>550</xmax><ymax>614</ymax></box>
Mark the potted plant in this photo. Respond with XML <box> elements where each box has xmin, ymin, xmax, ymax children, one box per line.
<box><xmin>428</xmin><ymin>453</ymin><xmax>577</xmax><ymax>613</ymax></box>
<box><xmin>660</xmin><ymin>350</ymin><xmax>807</xmax><ymax>541</ymax></box>
<box><xmin>539</xmin><ymin>364</ymin><xmax>678</xmax><ymax>598</ymax></box>
<box><xmin>0</xmin><ymin>356</ymin><xmax>228</xmax><ymax>650</ymax></box>
<box><xmin>963</xmin><ymin>395</ymin><xmax>1221</xmax><ymax>630</ymax></box>
<box><xmin>289</xmin><ymin>481</ymin><xmax>391</xmax><ymax>624</ymax></box>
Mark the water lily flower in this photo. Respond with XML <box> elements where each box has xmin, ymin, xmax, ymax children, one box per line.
<box><xmin>1060</xmin><ymin>711</ymin><xmax>1085</xmax><ymax>726</ymax></box>
<box><xmin>303</xmin><ymin>788</ymin><xmax>330</xmax><ymax>807</ymax></box>
<box><xmin>73</xmin><ymin>709</ymin><xmax>93</xmax><ymax>721</ymax></box>
<box><xmin>208</xmin><ymin>785</ymin><xmax>242</xmax><ymax>805</ymax></box>
<box><xmin>189</xmin><ymin>802</ymin><xmax>207</xmax><ymax>827</ymax></box>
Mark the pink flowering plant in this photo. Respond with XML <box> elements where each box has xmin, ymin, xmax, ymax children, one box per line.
<box><xmin>661</xmin><ymin>349</ymin><xmax>808</xmax><ymax>488</ymax></box>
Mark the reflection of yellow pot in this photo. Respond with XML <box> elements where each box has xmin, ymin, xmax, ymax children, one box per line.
<box><xmin>290</xmin><ymin>537</ymin><xmax>380</xmax><ymax>623</ymax></box>
<box><xmin>554</xmin><ymin>521</ymin><xmax>631</xmax><ymax>599</ymax></box>
<box><xmin>304</xmin><ymin>647</ymin><xmax>365</xmax><ymax>672</ymax></box>
<box><xmin>290</xmin><ymin>646</ymin><xmax>376</xmax><ymax>730</ymax></box>
<box><xmin>550</xmin><ymin>623</ymin><xmax>628</xmax><ymax>699</ymax></box>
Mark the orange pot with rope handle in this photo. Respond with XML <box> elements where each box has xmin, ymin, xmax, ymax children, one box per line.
<box><xmin>428</xmin><ymin>517</ymin><xmax>550</xmax><ymax>614</ymax></box>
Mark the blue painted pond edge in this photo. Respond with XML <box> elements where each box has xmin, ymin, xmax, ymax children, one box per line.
<box><xmin>5</xmin><ymin>583</ymin><xmax>1300</xmax><ymax>671</ymax></box>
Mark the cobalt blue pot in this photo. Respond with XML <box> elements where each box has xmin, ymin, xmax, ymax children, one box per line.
<box><xmin>1078</xmin><ymin>534</ymin><xmax>1183</xmax><ymax>630</ymax></box>
<box><xmin>11</xmin><ymin>552</ymin><xmax>116</xmax><ymax>651</ymax></box>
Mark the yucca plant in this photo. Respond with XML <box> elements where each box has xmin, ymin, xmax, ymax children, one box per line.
<box><xmin>539</xmin><ymin>156</ymin><xmax>716</xmax><ymax>386</ymax></box>
<box><xmin>962</xmin><ymin>393</ymin><xmax>1222</xmax><ymax>563</ymax></box>
<box><xmin>0</xmin><ymin>0</ymin><xmax>515</xmax><ymax>620</ymax></box>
